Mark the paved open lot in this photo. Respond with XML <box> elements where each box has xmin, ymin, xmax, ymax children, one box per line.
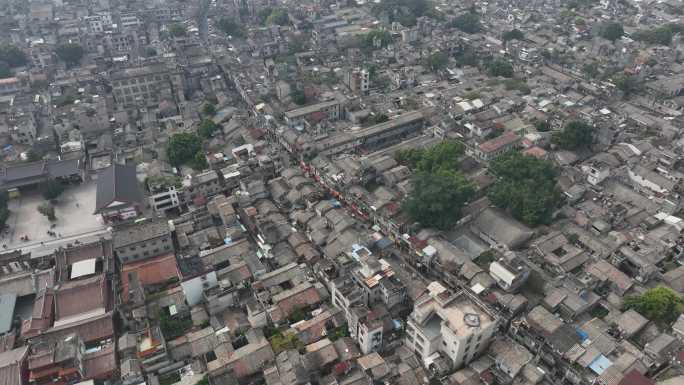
<box><xmin>1</xmin><ymin>181</ymin><xmax>106</xmax><ymax>250</ymax></box>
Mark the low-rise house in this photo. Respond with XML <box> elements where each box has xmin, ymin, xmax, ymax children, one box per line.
<box><xmin>533</xmin><ymin>232</ymin><xmax>588</xmax><ymax>274</ymax></box>
<box><xmin>476</xmin><ymin>131</ymin><xmax>521</xmax><ymax>160</ymax></box>
<box><xmin>488</xmin><ymin>255</ymin><xmax>530</xmax><ymax>293</ymax></box>
<box><xmin>120</xmin><ymin>253</ymin><xmax>180</xmax><ymax>303</ymax></box>
<box><xmin>470</xmin><ymin>208</ymin><xmax>534</xmax><ymax>249</ymax></box>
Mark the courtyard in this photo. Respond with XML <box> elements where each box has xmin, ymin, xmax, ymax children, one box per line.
<box><xmin>1</xmin><ymin>181</ymin><xmax>107</xmax><ymax>250</ymax></box>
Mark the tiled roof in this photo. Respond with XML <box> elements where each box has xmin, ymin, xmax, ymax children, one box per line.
<box><xmin>121</xmin><ymin>253</ymin><xmax>179</xmax><ymax>302</ymax></box>
<box><xmin>94</xmin><ymin>163</ymin><xmax>143</xmax><ymax>213</ymax></box>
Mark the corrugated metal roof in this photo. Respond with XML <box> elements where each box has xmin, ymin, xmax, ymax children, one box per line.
<box><xmin>0</xmin><ymin>294</ymin><xmax>16</xmax><ymax>334</ymax></box>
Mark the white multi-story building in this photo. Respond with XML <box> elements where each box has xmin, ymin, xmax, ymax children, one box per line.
<box><xmin>149</xmin><ymin>185</ymin><xmax>182</xmax><ymax>213</ymax></box>
<box><xmin>405</xmin><ymin>283</ymin><xmax>499</xmax><ymax>371</ymax></box>
<box><xmin>346</xmin><ymin>68</ymin><xmax>370</xmax><ymax>95</ymax></box>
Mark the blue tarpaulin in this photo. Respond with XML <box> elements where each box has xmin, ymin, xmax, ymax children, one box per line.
<box><xmin>575</xmin><ymin>327</ymin><xmax>589</xmax><ymax>341</ymax></box>
<box><xmin>588</xmin><ymin>355</ymin><xmax>612</xmax><ymax>375</ymax></box>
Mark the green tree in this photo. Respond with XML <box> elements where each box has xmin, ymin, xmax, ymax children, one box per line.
<box><xmin>371</xmin><ymin>0</ymin><xmax>434</xmax><ymax>27</ymax></box>
<box><xmin>55</xmin><ymin>43</ymin><xmax>84</xmax><ymax>68</ymax></box>
<box><xmin>26</xmin><ymin>147</ymin><xmax>44</xmax><ymax>162</ymax></box>
<box><xmin>553</xmin><ymin>120</ymin><xmax>593</xmax><ymax>150</ymax></box>
<box><xmin>159</xmin><ymin>310</ymin><xmax>192</xmax><ymax>340</ymax></box>
<box><xmin>373</xmin><ymin>114</ymin><xmax>389</xmax><ymax>124</ymax></box>
<box><xmin>198</xmin><ymin>119</ymin><xmax>219</xmax><ymax>139</ymax></box>
<box><xmin>488</xmin><ymin>152</ymin><xmax>561</xmax><ymax>226</ymax></box>
<box><xmin>632</xmin><ymin>24</ymin><xmax>682</xmax><ymax>46</ymax></box>
<box><xmin>0</xmin><ymin>45</ymin><xmax>27</xmax><ymax>67</ymax></box>
<box><xmin>290</xmin><ymin>89</ymin><xmax>306</xmax><ymax>105</ymax></box>
<box><xmin>265</xmin><ymin>8</ymin><xmax>289</xmax><ymax>26</ymax></box>
<box><xmin>583</xmin><ymin>62</ymin><xmax>599</xmax><ymax>78</ymax></box>
<box><xmin>269</xmin><ymin>331</ymin><xmax>304</xmax><ymax>353</ymax></box>
<box><xmin>601</xmin><ymin>22</ymin><xmax>624</xmax><ymax>42</ymax></box>
<box><xmin>534</xmin><ymin>120</ymin><xmax>551</xmax><ymax>132</ymax></box>
<box><xmin>502</xmin><ymin>29</ymin><xmax>524</xmax><ymax>42</ymax></box>
<box><xmin>167</xmin><ymin>133</ymin><xmax>203</xmax><ymax>167</ymax></box>
<box><xmin>40</xmin><ymin>179</ymin><xmax>66</xmax><ymax>201</ymax></box>
<box><xmin>37</xmin><ymin>202</ymin><xmax>56</xmax><ymax>221</ymax></box>
<box><xmin>361</xmin><ymin>30</ymin><xmax>392</xmax><ymax>49</ymax></box>
<box><xmin>425</xmin><ymin>52</ymin><xmax>449</xmax><ymax>71</ymax></box>
<box><xmin>503</xmin><ymin>79</ymin><xmax>531</xmax><ymax>94</ymax></box>
<box><xmin>487</xmin><ymin>58</ymin><xmax>514</xmax><ymax>78</ymax></box>
<box><xmin>168</xmin><ymin>23</ymin><xmax>187</xmax><ymax>37</ymax></box>
<box><xmin>624</xmin><ymin>287</ymin><xmax>683</xmax><ymax>327</ymax></box>
<box><xmin>455</xmin><ymin>48</ymin><xmax>479</xmax><ymax>67</ymax></box>
<box><xmin>0</xmin><ymin>62</ymin><xmax>10</xmax><ymax>79</ymax></box>
<box><xmin>144</xmin><ymin>47</ymin><xmax>158</xmax><ymax>57</ymax></box>
<box><xmin>395</xmin><ymin>140</ymin><xmax>465</xmax><ymax>172</ymax></box>
<box><xmin>403</xmin><ymin>169</ymin><xmax>475</xmax><ymax>230</ymax></box>
<box><xmin>0</xmin><ymin>191</ymin><xmax>9</xmax><ymax>231</ymax></box>
<box><xmin>192</xmin><ymin>152</ymin><xmax>208</xmax><ymax>171</ymax></box>
<box><xmin>614</xmin><ymin>74</ymin><xmax>641</xmax><ymax>97</ymax></box>
<box><xmin>202</xmin><ymin>103</ymin><xmax>216</xmax><ymax>117</ymax></box>
<box><xmin>217</xmin><ymin>17</ymin><xmax>245</xmax><ymax>37</ymax></box>
<box><xmin>450</xmin><ymin>12</ymin><xmax>481</xmax><ymax>33</ymax></box>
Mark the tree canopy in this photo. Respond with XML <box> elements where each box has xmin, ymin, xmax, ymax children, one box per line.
<box><xmin>450</xmin><ymin>12</ymin><xmax>481</xmax><ymax>34</ymax></box>
<box><xmin>55</xmin><ymin>43</ymin><xmax>84</xmax><ymax>68</ymax></box>
<box><xmin>624</xmin><ymin>287</ymin><xmax>683</xmax><ymax>327</ymax></box>
<box><xmin>264</xmin><ymin>8</ymin><xmax>289</xmax><ymax>26</ymax></box>
<box><xmin>633</xmin><ymin>23</ymin><xmax>684</xmax><ymax>46</ymax></box>
<box><xmin>167</xmin><ymin>133</ymin><xmax>204</xmax><ymax>168</ymax></box>
<box><xmin>201</xmin><ymin>103</ymin><xmax>216</xmax><ymax>117</ymax></box>
<box><xmin>0</xmin><ymin>44</ymin><xmax>28</xmax><ymax>68</ymax></box>
<box><xmin>398</xmin><ymin>140</ymin><xmax>473</xmax><ymax>230</ymax></box>
<box><xmin>600</xmin><ymin>22</ymin><xmax>624</xmax><ymax>41</ymax></box>
<box><xmin>290</xmin><ymin>89</ymin><xmax>306</xmax><ymax>105</ymax></box>
<box><xmin>0</xmin><ymin>191</ymin><xmax>9</xmax><ymax>231</ymax></box>
<box><xmin>361</xmin><ymin>30</ymin><xmax>392</xmax><ymax>49</ymax></box>
<box><xmin>502</xmin><ymin>29</ymin><xmax>524</xmax><ymax>42</ymax></box>
<box><xmin>614</xmin><ymin>74</ymin><xmax>641</xmax><ymax>97</ymax></box>
<box><xmin>425</xmin><ymin>52</ymin><xmax>449</xmax><ymax>71</ymax></box>
<box><xmin>371</xmin><ymin>0</ymin><xmax>435</xmax><ymax>27</ymax></box>
<box><xmin>168</xmin><ymin>23</ymin><xmax>187</xmax><ymax>37</ymax></box>
<box><xmin>552</xmin><ymin>120</ymin><xmax>594</xmax><ymax>150</ymax></box>
<box><xmin>395</xmin><ymin>140</ymin><xmax>464</xmax><ymax>172</ymax></box>
<box><xmin>0</xmin><ymin>62</ymin><xmax>10</xmax><ymax>79</ymax></box>
<box><xmin>403</xmin><ymin>169</ymin><xmax>475</xmax><ymax>230</ymax></box>
<box><xmin>217</xmin><ymin>17</ymin><xmax>245</xmax><ymax>37</ymax></box>
<box><xmin>488</xmin><ymin>152</ymin><xmax>561</xmax><ymax>226</ymax></box>
<box><xmin>40</xmin><ymin>179</ymin><xmax>66</xmax><ymax>201</ymax></box>
<box><xmin>487</xmin><ymin>58</ymin><xmax>514</xmax><ymax>78</ymax></box>
<box><xmin>198</xmin><ymin>119</ymin><xmax>220</xmax><ymax>139</ymax></box>
<box><xmin>534</xmin><ymin>120</ymin><xmax>551</xmax><ymax>132</ymax></box>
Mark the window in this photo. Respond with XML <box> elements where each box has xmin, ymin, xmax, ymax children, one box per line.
<box><xmin>129</xmin><ymin>246</ymin><xmax>136</xmax><ymax>251</ymax></box>
<box><xmin>143</xmin><ymin>251</ymin><xmax>149</xmax><ymax>256</ymax></box>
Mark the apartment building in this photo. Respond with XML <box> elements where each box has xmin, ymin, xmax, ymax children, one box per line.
<box><xmin>110</xmin><ymin>64</ymin><xmax>184</xmax><ymax>107</ymax></box>
<box><xmin>284</xmin><ymin>93</ymin><xmax>347</xmax><ymax>129</ymax></box>
<box><xmin>346</xmin><ymin>68</ymin><xmax>370</xmax><ymax>95</ymax></box>
<box><xmin>149</xmin><ymin>185</ymin><xmax>183</xmax><ymax>213</ymax></box>
<box><xmin>405</xmin><ymin>283</ymin><xmax>499</xmax><ymax>370</ymax></box>
<box><xmin>113</xmin><ymin>218</ymin><xmax>174</xmax><ymax>264</ymax></box>
<box><xmin>317</xmin><ymin>111</ymin><xmax>425</xmax><ymax>156</ymax></box>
